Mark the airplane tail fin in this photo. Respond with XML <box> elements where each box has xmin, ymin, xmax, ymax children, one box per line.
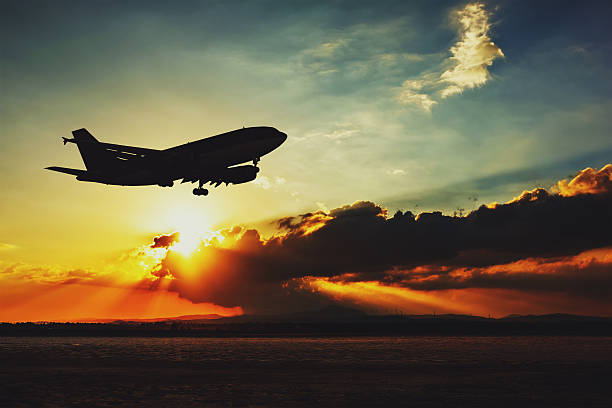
<box><xmin>71</xmin><ymin>128</ymin><xmax>113</xmax><ymax>171</ymax></box>
<box><xmin>73</xmin><ymin>128</ymin><xmax>99</xmax><ymax>143</ymax></box>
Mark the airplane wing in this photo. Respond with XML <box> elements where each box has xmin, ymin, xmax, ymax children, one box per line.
<box><xmin>45</xmin><ymin>166</ymin><xmax>88</xmax><ymax>177</ymax></box>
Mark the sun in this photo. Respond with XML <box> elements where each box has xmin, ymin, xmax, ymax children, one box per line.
<box><xmin>163</xmin><ymin>208</ymin><xmax>213</xmax><ymax>256</ymax></box>
<box><xmin>159</xmin><ymin>206</ymin><xmax>230</xmax><ymax>257</ymax></box>
<box><xmin>171</xmin><ymin>230</ymin><xmax>203</xmax><ymax>256</ymax></box>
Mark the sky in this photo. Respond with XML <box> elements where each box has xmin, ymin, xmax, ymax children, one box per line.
<box><xmin>1</xmin><ymin>0</ymin><xmax>611</xmax><ymax>321</ymax></box>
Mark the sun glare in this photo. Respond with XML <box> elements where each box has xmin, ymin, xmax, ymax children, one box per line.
<box><xmin>161</xmin><ymin>206</ymin><xmax>214</xmax><ymax>256</ymax></box>
<box><xmin>172</xmin><ymin>230</ymin><xmax>204</xmax><ymax>256</ymax></box>
<box><xmin>159</xmin><ymin>208</ymin><xmax>229</xmax><ymax>257</ymax></box>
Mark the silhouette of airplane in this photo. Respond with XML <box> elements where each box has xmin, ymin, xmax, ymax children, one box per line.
<box><xmin>46</xmin><ymin>127</ymin><xmax>287</xmax><ymax>196</ymax></box>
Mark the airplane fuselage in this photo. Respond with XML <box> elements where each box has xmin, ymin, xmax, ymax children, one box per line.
<box><xmin>47</xmin><ymin>126</ymin><xmax>287</xmax><ymax>195</ymax></box>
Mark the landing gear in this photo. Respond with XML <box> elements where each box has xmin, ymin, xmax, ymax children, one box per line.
<box><xmin>193</xmin><ymin>179</ymin><xmax>209</xmax><ymax>196</ymax></box>
<box><xmin>193</xmin><ymin>188</ymin><xmax>208</xmax><ymax>196</ymax></box>
<box><xmin>253</xmin><ymin>157</ymin><xmax>260</xmax><ymax>166</ymax></box>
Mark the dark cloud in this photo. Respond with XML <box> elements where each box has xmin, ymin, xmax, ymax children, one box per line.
<box><xmin>150</xmin><ymin>232</ymin><xmax>180</xmax><ymax>249</ymax></box>
<box><xmin>387</xmin><ymin>253</ymin><xmax>612</xmax><ymax>301</ymax></box>
<box><xmin>147</xmin><ymin>166</ymin><xmax>612</xmax><ymax>313</ymax></box>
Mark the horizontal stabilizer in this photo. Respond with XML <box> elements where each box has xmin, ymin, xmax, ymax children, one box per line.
<box><xmin>45</xmin><ymin>166</ymin><xmax>88</xmax><ymax>177</ymax></box>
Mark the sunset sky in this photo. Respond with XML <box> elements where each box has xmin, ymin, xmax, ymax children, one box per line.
<box><xmin>1</xmin><ymin>0</ymin><xmax>611</xmax><ymax>321</ymax></box>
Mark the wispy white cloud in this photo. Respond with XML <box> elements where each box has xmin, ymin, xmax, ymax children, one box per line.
<box><xmin>397</xmin><ymin>80</ymin><xmax>438</xmax><ymax>112</ymax></box>
<box><xmin>325</xmin><ymin>128</ymin><xmax>359</xmax><ymax>140</ymax></box>
<box><xmin>567</xmin><ymin>45</ymin><xmax>589</xmax><ymax>56</ymax></box>
<box><xmin>439</xmin><ymin>2</ymin><xmax>505</xmax><ymax>97</ymax></box>
<box><xmin>296</xmin><ymin>18</ymin><xmax>424</xmax><ymax>77</ymax></box>
<box><xmin>297</xmin><ymin>124</ymin><xmax>360</xmax><ymax>143</ymax></box>
<box><xmin>253</xmin><ymin>176</ymin><xmax>272</xmax><ymax>189</ymax></box>
<box><xmin>305</xmin><ymin>39</ymin><xmax>351</xmax><ymax>58</ymax></box>
<box><xmin>398</xmin><ymin>2</ymin><xmax>504</xmax><ymax>110</ymax></box>
<box><xmin>253</xmin><ymin>176</ymin><xmax>287</xmax><ymax>190</ymax></box>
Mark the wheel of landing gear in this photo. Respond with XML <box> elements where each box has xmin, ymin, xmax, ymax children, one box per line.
<box><xmin>192</xmin><ymin>188</ymin><xmax>209</xmax><ymax>196</ymax></box>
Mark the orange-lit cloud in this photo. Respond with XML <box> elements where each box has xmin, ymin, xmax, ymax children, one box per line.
<box><xmin>0</xmin><ymin>280</ymin><xmax>241</xmax><ymax>323</ymax></box>
<box><xmin>0</xmin><ymin>235</ymin><xmax>242</xmax><ymax>322</ymax></box>
<box><xmin>277</xmin><ymin>211</ymin><xmax>334</xmax><ymax>236</ymax></box>
<box><xmin>505</xmin><ymin>164</ymin><xmax>612</xmax><ymax>205</ymax></box>
<box><xmin>3</xmin><ymin>165</ymin><xmax>612</xmax><ymax>319</ymax></box>
<box><xmin>556</xmin><ymin>164</ymin><xmax>612</xmax><ymax>196</ymax></box>
<box><xmin>119</xmin><ymin>166</ymin><xmax>611</xmax><ymax>315</ymax></box>
<box><xmin>292</xmin><ymin>247</ymin><xmax>612</xmax><ymax>316</ymax></box>
<box><xmin>301</xmin><ymin>279</ymin><xmax>612</xmax><ymax>318</ymax></box>
<box><xmin>376</xmin><ymin>247</ymin><xmax>612</xmax><ymax>297</ymax></box>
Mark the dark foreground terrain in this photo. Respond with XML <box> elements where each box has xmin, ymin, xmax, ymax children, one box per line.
<box><xmin>3</xmin><ymin>311</ymin><xmax>612</xmax><ymax>337</ymax></box>
<box><xmin>1</xmin><ymin>336</ymin><xmax>611</xmax><ymax>407</ymax></box>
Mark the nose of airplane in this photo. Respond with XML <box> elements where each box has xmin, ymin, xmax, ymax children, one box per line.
<box><xmin>276</xmin><ymin>131</ymin><xmax>287</xmax><ymax>146</ymax></box>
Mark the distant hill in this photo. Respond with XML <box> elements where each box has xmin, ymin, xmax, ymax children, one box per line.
<box><xmin>4</xmin><ymin>309</ymin><xmax>612</xmax><ymax>337</ymax></box>
<box><xmin>289</xmin><ymin>305</ymin><xmax>368</xmax><ymax>321</ymax></box>
<box><xmin>500</xmin><ymin>313</ymin><xmax>611</xmax><ymax>322</ymax></box>
<box><xmin>25</xmin><ymin>310</ymin><xmax>612</xmax><ymax>325</ymax></box>
<box><xmin>73</xmin><ymin>314</ymin><xmax>225</xmax><ymax>323</ymax></box>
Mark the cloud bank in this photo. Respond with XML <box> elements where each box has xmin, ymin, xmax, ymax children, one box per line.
<box><xmin>143</xmin><ymin>165</ymin><xmax>612</xmax><ymax>313</ymax></box>
<box><xmin>4</xmin><ymin>165</ymin><xmax>610</xmax><ymax>316</ymax></box>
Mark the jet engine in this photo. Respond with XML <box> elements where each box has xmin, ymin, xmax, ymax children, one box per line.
<box><xmin>219</xmin><ymin>165</ymin><xmax>259</xmax><ymax>184</ymax></box>
<box><xmin>184</xmin><ymin>165</ymin><xmax>261</xmax><ymax>195</ymax></box>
